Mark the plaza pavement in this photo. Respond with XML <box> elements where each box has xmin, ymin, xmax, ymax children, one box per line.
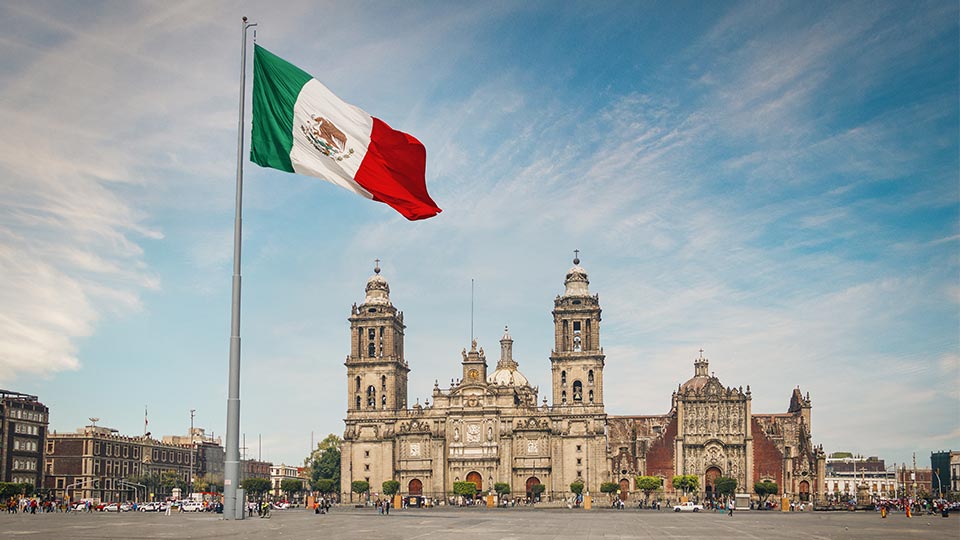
<box><xmin>0</xmin><ymin>506</ymin><xmax>955</xmax><ymax>539</ymax></box>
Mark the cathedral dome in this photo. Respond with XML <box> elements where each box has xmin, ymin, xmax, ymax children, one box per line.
<box><xmin>680</xmin><ymin>351</ymin><xmax>711</xmax><ymax>392</ymax></box>
<box><xmin>562</xmin><ymin>252</ymin><xmax>590</xmax><ymax>297</ymax></box>
<box><xmin>363</xmin><ymin>261</ymin><xmax>391</xmax><ymax>305</ymax></box>
<box><xmin>487</xmin><ymin>326</ymin><xmax>530</xmax><ymax>387</ymax></box>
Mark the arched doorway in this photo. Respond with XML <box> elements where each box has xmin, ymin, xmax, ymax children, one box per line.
<box><xmin>525</xmin><ymin>476</ymin><xmax>541</xmax><ymax>501</ymax></box>
<box><xmin>799</xmin><ymin>480</ymin><xmax>810</xmax><ymax>502</ymax></box>
<box><xmin>705</xmin><ymin>467</ymin><xmax>722</xmax><ymax>500</ymax></box>
<box><xmin>466</xmin><ymin>471</ymin><xmax>483</xmax><ymax>495</ymax></box>
<box><xmin>619</xmin><ymin>478</ymin><xmax>630</xmax><ymax>501</ymax></box>
<box><xmin>408</xmin><ymin>478</ymin><xmax>423</xmax><ymax>496</ymax></box>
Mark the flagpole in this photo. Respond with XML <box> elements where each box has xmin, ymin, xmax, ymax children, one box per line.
<box><xmin>224</xmin><ymin>15</ymin><xmax>256</xmax><ymax>521</ymax></box>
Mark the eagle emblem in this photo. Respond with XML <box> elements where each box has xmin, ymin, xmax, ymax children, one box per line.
<box><xmin>300</xmin><ymin>116</ymin><xmax>355</xmax><ymax>161</ymax></box>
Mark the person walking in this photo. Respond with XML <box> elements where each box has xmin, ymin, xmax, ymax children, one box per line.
<box><xmin>727</xmin><ymin>498</ymin><xmax>735</xmax><ymax>517</ymax></box>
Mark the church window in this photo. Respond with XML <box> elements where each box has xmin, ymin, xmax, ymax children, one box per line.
<box><xmin>588</xmin><ymin>370</ymin><xmax>594</xmax><ymax>384</ymax></box>
<box><xmin>576</xmin><ymin>445</ymin><xmax>582</xmax><ymax>452</ymax></box>
<box><xmin>364</xmin><ymin>450</ymin><xmax>370</xmax><ymax>458</ymax></box>
<box><xmin>358</xmin><ymin>327</ymin><xmax>363</xmax><ymax>356</ymax></box>
<box><xmin>355</xmin><ymin>396</ymin><xmax>361</xmax><ymax>409</ymax></box>
<box><xmin>379</xmin><ymin>327</ymin><xmax>384</xmax><ymax>357</ymax></box>
<box><xmin>368</xmin><ymin>328</ymin><xmax>376</xmax><ymax>357</ymax></box>
<box><xmin>561</xmin><ymin>371</ymin><xmax>567</xmax><ymax>385</ymax></box>
<box><xmin>577</xmin><ymin>458</ymin><xmax>582</xmax><ymax>465</ymax></box>
<box><xmin>561</xmin><ymin>391</ymin><xmax>567</xmax><ymax>404</ymax></box>
<box><xmin>573</xmin><ymin>321</ymin><xmax>582</xmax><ymax>351</ymax></box>
<box><xmin>381</xmin><ymin>375</ymin><xmax>387</xmax><ymax>390</ymax></box>
<box><xmin>367</xmin><ymin>386</ymin><xmax>376</xmax><ymax>408</ymax></box>
<box><xmin>382</xmin><ymin>394</ymin><xmax>387</xmax><ymax>408</ymax></box>
<box><xmin>573</xmin><ymin>381</ymin><xmax>583</xmax><ymax>402</ymax></box>
<box><xmin>562</xmin><ymin>320</ymin><xmax>569</xmax><ymax>351</ymax></box>
<box><xmin>356</xmin><ymin>376</ymin><xmax>361</xmax><ymax>391</ymax></box>
<box><xmin>364</xmin><ymin>464</ymin><xmax>369</xmax><ymax>471</ymax></box>
<box><xmin>588</xmin><ymin>390</ymin><xmax>594</xmax><ymax>403</ymax></box>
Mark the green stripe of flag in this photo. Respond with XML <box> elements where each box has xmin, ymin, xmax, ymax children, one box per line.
<box><xmin>250</xmin><ymin>45</ymin><xmax>313</xmax><ymax>173</ymax></box>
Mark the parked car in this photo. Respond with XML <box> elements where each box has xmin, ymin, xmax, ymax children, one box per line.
<box><xmin>138</xmin><ymin>502</ymin><xmax>161</xmax><ymax>512</ymax></box>
<box><xmin>673</xmin><ymin>502</ymin><xmax>704</xmax><ymax>512</ymax></box>
<box><xmin>103</xmin><ymin>503</ymin><xmax>121</xmax><ymax>512</ymax></box>
<box><xmin>180</xmin><ymin>501</ymin><xmax>204</xmax><ymax>512</ymax></box>
<box><xmin>271</xmin><ymin>502</ymin><xmax>290</xmax><ymax>510</ymax></box>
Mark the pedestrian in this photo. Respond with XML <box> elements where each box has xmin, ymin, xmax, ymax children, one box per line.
<box><xmin>165</xmin><ymin>501</ymin><xmax>172</xmax><ymax>516</ymax></box>
<box><xmin>727</xmin><ymin>498</ymin><xmax>735</xmax><ymax>517</ymax></box>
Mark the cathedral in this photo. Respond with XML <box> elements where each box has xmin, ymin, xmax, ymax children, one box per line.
<box><xmin>340</xmin><ymin>257</ymin><xmax>825</xmax><ymax>504</ymax></box>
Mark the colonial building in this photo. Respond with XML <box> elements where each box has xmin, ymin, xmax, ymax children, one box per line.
<box><xmin>607</xmin><ymin>357</ymin><xmax>825</xmax><ymax>502</ymax></box>
<box><xmin>0</xmin><ymin>389</ymin><xmax>49</xmax><ymax>487</ymax></box>
<box><xmin>340</xmin><ymin>258</ymin><xmax>825</xmax><ymax>503</ymax></box>
<box><xmin>45</xmin><ymin>425</ymin><xmax>199</xmax><ymax>503</ymax></box>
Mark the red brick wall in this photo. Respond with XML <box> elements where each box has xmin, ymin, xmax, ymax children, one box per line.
<box><xmin>752</xmin><ymin>418</ymin><xmax>783</xmax><ymax>489</ymax></box>
<box><xmin>645</xmin><ymin>417</ymin><xmax>677</xmax><ymax>479</ymax></box>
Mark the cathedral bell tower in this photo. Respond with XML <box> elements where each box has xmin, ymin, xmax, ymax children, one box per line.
<box><xmin>345</xmin><ymin>260</ymin><xmax>409</xmax><ymax>412</ymax></box>
<box><xmin>550</xmin><ymin>251</ymin><xmax>605</xmax><ymax>407</ymax></box>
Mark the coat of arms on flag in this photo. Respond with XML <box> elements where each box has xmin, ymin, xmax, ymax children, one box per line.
<box><xmin>300</xmin><ymin>116</ymin><xmax>355</xmax><ymax>161</ymax></box>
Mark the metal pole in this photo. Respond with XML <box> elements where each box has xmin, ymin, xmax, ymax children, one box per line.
<box><xmin>189</xmin><ymin>409</ymin><xmax>195</xmax><ymax>498</ymax></box>
<box><xmin>224</xmin><ymin>16</ymin><xmax>256</xmax><ymax>521</ymax></box>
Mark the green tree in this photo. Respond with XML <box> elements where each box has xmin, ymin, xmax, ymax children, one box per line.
<box><xmin>570</xmin><ymin>481</ymin><xmax>584</xmax><ymax>495</ymax></box>
<box><xmin>351</xmin><ymin>480</ymin><xmax>370</xmax><ymax>501</ymax></box>
<box><xmin>635</xmin><ymin>476</ymin><xmax>662</xmax><ymax>503</ymax></box>
<box><xmin>453</xmin><ymin>481</ymin><xmax>478</xmax><ymax>498</ymax></box>
<box><xmin>754</xmin><ymin>481</ymin><xmax>779</xmax><ymax>504</ymax></box>
<box><xmin>530</xmin><ymin>483</ymin><xmax>545</xmax><ymax>502</ymax></box>
<box><xmin>241</xmin><ymin>477</ymin><xmax>272</xmax><ymax>508</ymax></box>
<box><xmin>382</xmin><ymin>480</ymin><xmax>400</xmax><ymax>497</ymax></box>
<box><xmin>313</xmin><ymin>478</ymin><xmax>334</xmax><ymax>494</ymax></box>
<box><xmin>600</xmin><ymin>482</ymin><xmax>619</xmax><ymax>502</ymax></box>
<box><xmin>281</xmin><ymin>478</ymin><xmax>303</xmax><ymax>500</ymax></box>
<box><xmin>159</xmin><ymin>471</ymin><xmax>186</xmax><ymax>496</ymax></box>
<box><xmin>494</xmin><ymin>482</ymin><xmax>511</xmax><ymax>497</ymax></box>
<box><xmin>714</xmin><ymin>477</ymin><xmax>737</xmax><ymax>497</ymax></box>
<box><xmin>0</xmin><ymin>482</ymin><xmax>19</xmax><ymax>498</ymax></box>
<box><xmin>672</xmin><ymin>475</ymin><xmax>699</xmax><ymax>496</ymax></box>
<box><xmin>306</xmin><ymin>434</ymin><xmax>342</xmax><ymax>494</ymax></box>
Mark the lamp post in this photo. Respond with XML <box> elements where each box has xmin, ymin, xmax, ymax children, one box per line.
<box><xmin>189</xmin><ymin>409</ymin><xmax>195</xmax><ymax>499</ymax></box>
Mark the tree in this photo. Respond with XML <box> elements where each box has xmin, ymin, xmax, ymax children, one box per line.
<box><xmin>494</xmin><ymin>482</ymin><xmax>511</xmax><ymax>497</ymax></box>
<box><xmin>672</xmin><ymin>475</ymin><xmax>699</xmax><ymax>496</ymax></box>
<box><xmin>600</xmin><ymin>482</ymin><xmax>618</xmax><ymax>502</ymax></box>
<box><xmin>754</xmin><ymin>481</ymin><xmax>779</xmax><ymax>505</ymax></box>
<box><xmin>382</xmin><ymin>480</ymin><xmax>400</xmax><ymax>497</ymax></box>
<box><xmin>635</xmin><ymin>476</ymin><xmax>662</xmax><ymax>503</ymax></box>
<box><xmin>159</xmin><ymin>471</ymin><xmax>186</xmax><ymax>496</ymax></box>
<box><xmin>281</xmin><ymin>479</ymin><xmax>304</xmax><ymax>500</ymax></box>
<box><xmin>241</xmin><ymin>477</ymin><xmax>272</xmax><ymax>509</ymax></box>
<box><xmin>570</xmin><ymin>481</ymin><xmax>584</xmax><ymax>496</ymax></box>
<box><xmin>453</xmin><ymin>481</ymin><xmax>478</xmax><ymax>498</ymax></box>
<box><xmin>0</xmin><ymin>482</ymin><xmax>19</xmax><ymax>498</ymax></box>
<box><xmin>313</xmin><ymin>478</ymin><xmax>334</xmax><ymax>494</ymax></box>
<box><xmin>714</xmin><ymin>477</ymin><xmax>737</xmax><ymax>497</ymax></box>
<box><xmin>306</xmin><ymin>434</ymin><xmax>343</xmax><ymax>495</ymax></box>
<box><xmin>351</xmin><ymin>480</ymin><xmax>370</xmax><ymax>501</ymax></box>
<box><xmin>530</xmin><ymin>483</ymin><xmax>545</xmax><ymax>501</ymax></box>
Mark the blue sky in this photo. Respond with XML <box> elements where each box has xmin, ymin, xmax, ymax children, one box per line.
<box><xmin>0</xmin><ymin>1</ymin><xmax>956</xmax><ymax>469</ymax></box>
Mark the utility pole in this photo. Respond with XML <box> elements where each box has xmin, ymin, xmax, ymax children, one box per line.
<box><xmin>189</xmin><ymin>409</ymin><xmax>196</xmax><ymax>498</ymax></box>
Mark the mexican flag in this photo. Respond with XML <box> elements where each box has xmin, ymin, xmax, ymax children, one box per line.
<box><xmin>250</xmin><ymin>45</ymin><xmax>441</xmax><ymax>221</ymax></box>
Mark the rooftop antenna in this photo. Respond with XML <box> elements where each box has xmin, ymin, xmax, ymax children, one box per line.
<box><xmin>89</xmin><ymin>417</ymin><xmax>99</xmax><ymax>427</ymax></box>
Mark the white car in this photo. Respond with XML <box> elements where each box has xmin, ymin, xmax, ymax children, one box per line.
<box><xmin>138</xmin><ymin>502</ymin><xmax>161</xmax><ymax>512</ymax></box>
<box><xmin>673</xmin><ymin>502</ymin><xmax>704</xmax><ymax>512</ymax></box>
<box><xmin>180</xmin><ymin>501</ymin><xmax>205</xmax><ymax>512</ymax></box>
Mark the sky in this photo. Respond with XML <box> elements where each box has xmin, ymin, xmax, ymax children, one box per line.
<box><xmin>0</xmin><ymin>0</ymin><xmax>957</xmax><ymax>471</ymax></box>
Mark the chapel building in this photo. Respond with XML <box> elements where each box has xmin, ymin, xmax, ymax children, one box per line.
<box><xmin>340</xmin><ymin>257</ymin><xmax>825</xmax><ymax>503</ymax></box>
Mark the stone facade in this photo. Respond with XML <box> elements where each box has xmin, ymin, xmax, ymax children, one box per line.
<box><xmin>341</xmin><ymin>258</ymin><xmax>825</xmax><ymax>503</ymax></box>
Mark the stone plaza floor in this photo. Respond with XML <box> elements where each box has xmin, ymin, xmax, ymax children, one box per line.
<box><xmin>0</xmin><ymin>506</ymin><xmax>955</xmax><ymax>539</ymax></box>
